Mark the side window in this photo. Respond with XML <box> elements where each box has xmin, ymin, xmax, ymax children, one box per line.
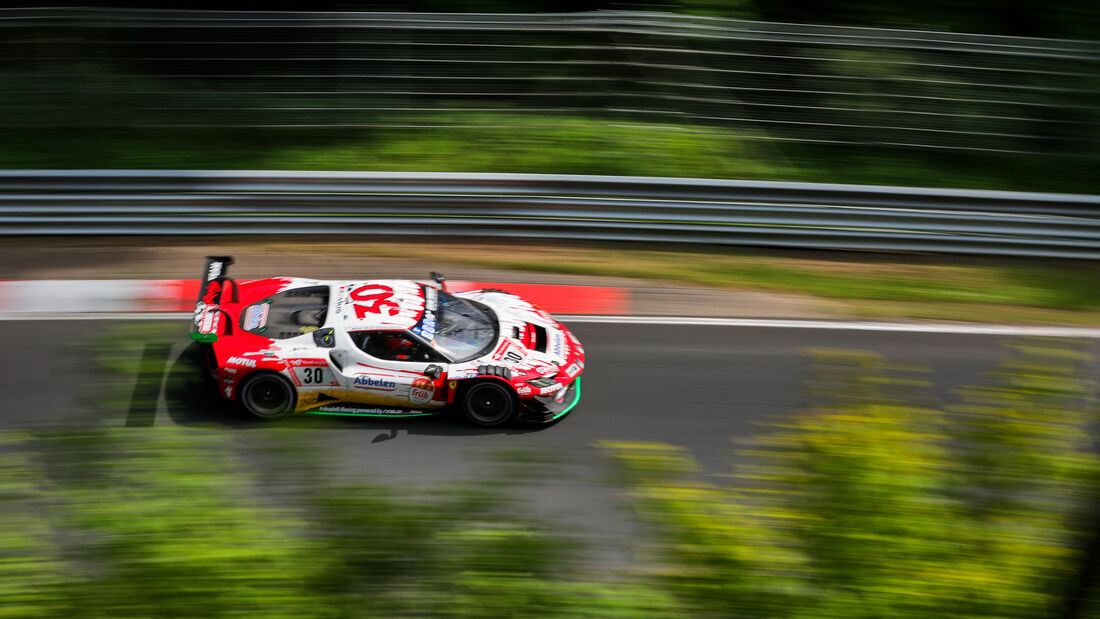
<box><xmin>352</xmin><ymin>331</ymin><xmax>442</xmax><ymax>363</ymax></box>
<box><xmin>242</xmin><ymin>285</ymin><xmax>330</xmax><ymax>339</ymax></box>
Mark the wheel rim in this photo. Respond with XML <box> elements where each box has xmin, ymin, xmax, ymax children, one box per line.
<box><xmin>244</xmin><ymin>376</ymin><xmax>292</xmax><ymax>418</ymax></box>
<box><xmin>466</xmin><ymin>383</ymin><xmax>514</xmax><ymax>425</ymax></box>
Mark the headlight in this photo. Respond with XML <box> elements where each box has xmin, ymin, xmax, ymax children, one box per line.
<box><xmin>526</xmin><ymin>377</ymin><xmax>557</xmax><ymax>388</ymax></box>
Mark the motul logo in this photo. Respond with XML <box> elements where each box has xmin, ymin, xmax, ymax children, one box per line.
<box><xmin>226</xmin><ymin>356</ymin><xmax>257</xmax><ymax>368</ymax></box>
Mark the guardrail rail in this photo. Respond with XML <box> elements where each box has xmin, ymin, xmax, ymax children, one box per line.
<box><xmin>1</xmin><ymin>170</ymin><xmax>1098</xmax><ymax>259</ymax></box>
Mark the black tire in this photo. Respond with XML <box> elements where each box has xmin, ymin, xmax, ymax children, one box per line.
<box><xmin>461</xmin><ymin>380</ymin><xmax>518</xmax><ymax>427</ymax></box>
<box><xmin>238</xmin><ymin>372</ymin><xmax>297</xmax><ymax>419</ymax></box>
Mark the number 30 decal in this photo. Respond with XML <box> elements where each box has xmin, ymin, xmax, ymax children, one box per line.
<box><xmin>350</xmin><ymin>285</ymin><xmax>399</xmax><ymax>319</ymax></box>
<box><xmin>301</xmin><ymin>367</ymin><xmax>325</xmax><ymax>384</ymax></box>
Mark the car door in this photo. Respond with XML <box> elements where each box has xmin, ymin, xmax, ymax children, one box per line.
<box><xmin>337</xmin><ymin>330</ymin><xmax>448</xmax><ymax>409</ymax></box>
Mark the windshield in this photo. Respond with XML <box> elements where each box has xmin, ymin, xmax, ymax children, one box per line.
<box><xmin>422</xmin><ymin>288</ymin><xmax>498</xmax><ymax>362</ymax></box>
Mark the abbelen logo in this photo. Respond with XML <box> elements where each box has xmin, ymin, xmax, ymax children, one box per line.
<box><xmin>207</xmin><ymin>262</ymin><xmax>223</xmax><ymax>280</ymax></box>
<box><xmin>226</xmin><ymin>356</ymin><xmax>257</xmax><ymax>368</ymax></box>
<box><xmin>354</xmin><ymin>375</ymin><xmax>397</xmax><ymax>390</ymax></box>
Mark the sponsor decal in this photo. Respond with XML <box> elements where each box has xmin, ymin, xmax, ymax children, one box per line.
<box><xmin>334</xmin><ymin>285</ymin><xmax>347</xmax><ymax>317</ymax></box>
<box><xmin>226</xmin><ymin>356</ymin><xmax>258</xmax><ymax>368</ymax></box>
<box><xmin>207</xmin><ymin>261</ymin><xmax>223</xmax><ymax>281</ymax></box>
<box><xmin>516</xmin><ymin>385</ymin><xmax>532</xmax><ymax>396</ymax></box>
<box><xmin>450</xmin><ymin>369</ymin><xmax>479</xmax><ymax>380</ymax></box>
<box><xmin>353</xmin><ymin>375</ymin><xmax>397</xmax><ymax>391</ymax></box>
<box><xmin>412</xmin><ymin>290</ymin><xmax>437</xmax><ymax>340</ymax></box>
<box><xmin>315</xmin><ymin>405</ymin><xmax>425</xmax><ymax>416</ymax></box>
<box><xmin>564</xmin><ymin>363</ymin><xmax>581</xmax><ymax>378</ymax></box>
<box><xmin>244</xmin><ymin>304</ymin><xmax>270</xmax><ymax>330</ymax></box>
<box><xmin>538</xmin><ymin>383</ymin><xmax>564</xmax><ymax>396</ymax></box>
<box><xmin>492</xmin><ymin>341</ymin><xmax>524</xmax><ymax>363</ymax></box>
<box><xmin>408</xmin><ymin>377</ymin><xmax>434</xmax><ymax>405</ymax></box>
<box><xmin>448</xmin><ymin>380</ymin><xmax>458</xmax><ymax>390</ymax></box>
<box><xmin>199</xmin><ymin>309</ymin><xmax>219</xmax><ymax>334</ymax></box>
<box><xmin>299</xmin><ymin>367</ymin><xmax>327</xmax><ymax>385</ymax></box>
<box><xmin>202</xmin><ymin>280</ymin><xmax>222</xmax><ymax>305</ymax></box>
<box><xmin>551</xmin><ymin>333</ymin><xmax>564</xmax><ymax>358</ymax></box>
<box><xmin>193</xmin><ymin>301</ymin><xmax>207</xmax><ymax>326</ymax></box>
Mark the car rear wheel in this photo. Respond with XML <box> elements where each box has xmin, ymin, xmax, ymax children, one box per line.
<box><xmin>461</xmin><ymin>380</ymin><xmax>518</xmax><ymax>427</ymax></box>
<box><xmin>239</xmin><ymin>372</ymin><xmax>296</xmax><ymax>419</ymax></box>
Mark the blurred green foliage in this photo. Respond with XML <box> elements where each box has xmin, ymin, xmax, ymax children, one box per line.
<box><xmin>98</xmin><ymin>0</ymin><xmax>1100</xmax><ymax>40</ymax></box>
<box><xmin>2</xmin><ymin>121</ymin><xmax>1098</xmax><ymax>194</ymax></box>
<box><xmin>3</xmin><ymin>5</ymin><xmax>1098</xmax><ymax>193</ymax></box>
<box><xmin>605</xmin><ymin>341</ymin><xmax>1100</xmax><ymax>617</ymax></box>
<box><xmin>445</xmin><ymin>246</ymin><xmax>1100</xmax><ymax>308</ymax></box>
<box><xmin>0</xmin><ymin>427</ymin><xmax>684</xmax><ymax>618</ymax></box>
<box><xmin>5</xmin><ymin>325</ymin><xmax>1099</xmax><ymax>616</ymax></box>
<box><xmin>7</xmin><ymin>323</ymin><xmax>685</xmax><ymax>617</ymax></box>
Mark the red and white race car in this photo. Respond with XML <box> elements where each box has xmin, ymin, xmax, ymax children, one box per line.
<box><xmin>189</xmin><ymin>256</ymin><xmax>583</xmax><ymax>426</ymax></box>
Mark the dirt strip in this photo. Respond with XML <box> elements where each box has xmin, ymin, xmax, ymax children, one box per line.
<box><xmin>0</xmin><ymin>238</ymin><xmax>844</xmax><ymax>319</ymax></box>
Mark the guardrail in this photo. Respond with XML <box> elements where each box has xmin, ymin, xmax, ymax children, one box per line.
<box><xmin>1</xmin><ymin>170</ymin><xmax>1098</xmax><ymax>259</ymax></box>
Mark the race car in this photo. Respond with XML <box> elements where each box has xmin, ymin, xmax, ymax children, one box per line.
<box><xmin>188</xmin><ymin>256</ymin><xmax>583</xmax><ymax>426</ymax></box>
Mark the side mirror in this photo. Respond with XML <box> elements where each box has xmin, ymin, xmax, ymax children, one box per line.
<box><xmin>312</xmin><ymin>327</ymin><xmax>336</xmax><ymax>348</ymax></box>
<box><xmin>430</xmin><ymin>271</ymin><xmax>448</xmax><ymax>293</ymax></box>
<box><xmin>424</xmin><ymin>364</ymin><xmax>442</xmax><ymax>380</ymax></box>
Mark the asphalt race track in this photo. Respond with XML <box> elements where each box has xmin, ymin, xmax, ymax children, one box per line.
<box><xmin>3</xmin><ymin>319</ymin><xmax>1097</xmax><ymax>564</ymax></box>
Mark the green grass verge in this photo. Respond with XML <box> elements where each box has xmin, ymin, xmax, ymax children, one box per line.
<box><xmin>4</xmin><ymin>114</ymin><xmax>1099</xmax><ymax>193</ymax></box>
<box><xmin>306</xmin><ymin>241</ymin><xmax>1100</xmax><ymax>324</ymax></box>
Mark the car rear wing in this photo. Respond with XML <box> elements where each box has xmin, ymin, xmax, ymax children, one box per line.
<box><xmin>189</xmin><ymin>255</ymin><xmax>238</xmax><ymax>342</ymax></box>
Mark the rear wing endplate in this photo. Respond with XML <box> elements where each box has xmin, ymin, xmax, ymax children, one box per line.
<box><xmin>189</xmin><ymin>255</ymin><xmax>238</xmax><ymax>343</ymax></box>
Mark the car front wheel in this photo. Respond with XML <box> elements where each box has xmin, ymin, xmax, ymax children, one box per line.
<box><xmin>238</xmin><ymin>372</ymin><xmax>297</xmax><ymax>419</ymax></box>
<box><xmin>461</xmin><ymin>380</ymin><xmax>518</xmax><ymax>427</ymax></box>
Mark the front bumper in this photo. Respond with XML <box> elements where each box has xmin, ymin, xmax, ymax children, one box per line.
<box><xmin>516</xmin><ymin>378</ymin><xmax>581</xmax><ymax>424</ymax></box>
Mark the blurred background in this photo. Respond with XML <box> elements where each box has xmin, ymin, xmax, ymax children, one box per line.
<box><xmin>2</xmin><ymin>1</ymin><xmax>1098</xmax><ymax>190</ymax></box>
<box><xmin>2</xmin><ymin>2</ymin><xmax>1100</xmax><ymax>618</ymax></box>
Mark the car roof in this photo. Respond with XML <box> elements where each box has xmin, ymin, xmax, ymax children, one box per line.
<box><xmin>330</xmin><ymin>279</ymin><xmax>429</xmax><ymax>332</ymax></box>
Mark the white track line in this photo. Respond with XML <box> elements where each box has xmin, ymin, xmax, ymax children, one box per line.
<box><xmin>558</xmin><ymin>315</ymin><xmax>1100</xmax><ymax>337</ymax></box>
<box><xmin>1</xmin><ymin>311</ymin><xmax>1098</xmax><ymax>338</ymax></box>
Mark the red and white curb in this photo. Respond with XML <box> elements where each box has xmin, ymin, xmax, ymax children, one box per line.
<box><xmin>0</xmin><ymin>279</ymin><xmax>631</xmax><ymax>316</ymax></box>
